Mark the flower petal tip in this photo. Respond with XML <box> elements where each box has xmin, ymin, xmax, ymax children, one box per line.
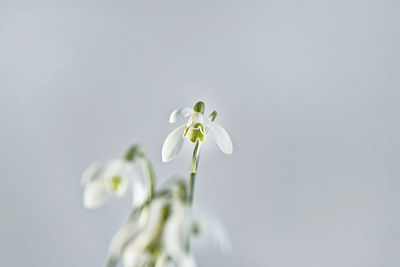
<box><xmin>168</xmin><ymin>116</ymin><xmax>177</xmax><ymax>124</ymax></box>
<box><xmin>224</xmin><ymin>146</ymin><xmax>233</xmax><ymax>155</ymax></box>
<box><xmin>161</xmin><ymin>152</ymin><xmax>170</xmax><ymax>163</ymax></box>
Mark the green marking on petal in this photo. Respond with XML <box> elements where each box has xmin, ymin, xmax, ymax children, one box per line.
<box><xmin>144</xmin><ymin>205</ymin><xmax>171</xmax><ymax>257</ymax></box>
<box><xmin>110</xmin><ymin>176</ymin><xmax>122</xmax><ymax>192</ymax></box>
<box><xmin>192</xmin><ymin>222</ymin><xmax>200</xmax><ymax>236</ymax></box>
<box><xmin>184</xmin><ymin>126</ymin><xmax>190</xmax><ymax>137</ymax></box>
<box><xmin>189</xmin><ymin>123</ymin><xmax>205</xmax><ymax>143</ymax></box>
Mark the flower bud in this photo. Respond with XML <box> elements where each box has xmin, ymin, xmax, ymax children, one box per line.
<box><xmin>193</xmin><ymin>101</ymin><xmax>205</xmax><ymax>114</ymax></box>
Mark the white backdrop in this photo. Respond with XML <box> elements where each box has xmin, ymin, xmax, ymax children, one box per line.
<box><xmin>1</xmin><ymin>1</ymin><xmax>400</xmax><ymax>266</ymax></box>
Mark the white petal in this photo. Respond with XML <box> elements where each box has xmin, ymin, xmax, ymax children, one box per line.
<box><xmin>162</xmin><ymin>125</ymin><xmax>187</xmax><ymax>162</ymax></box>
<box><xmin>123</xmin><ymin>245</ymin><xmax>148</xmax><ymax>267</ymax></box>
<box><xmin>107</xmin><ymin>211</ymin><xmax>143</xmax><ymax>265</ymax></box>
<box><xmin>163</xmin><ymin>200</ymin><xmax>189</xmax><ymax>256</ymax></box>
<box><xmin>180</xmin><ymin>255</ymin><xmax>197</xmax><ymax>267</ymax></box>
<box><xmin>108</xmin><ymin>225</ymin><xmax>133</xmax><ymax>264</ymax></box>
<box><xmin>169</xmin><ymin>108</ymin><xmax>194</xmax><ymax>123</ymax></box>
<box><xmin>155</xmin><ymin>256</ymin><xmax>172</xmax><ymax>267</ymax></box>
<box><xmin>112</xmin><ymin>176</ymin><xmax>129</xmax><ymax>197</ymax></box>
<box><xmin>206</xmin><ymin>121</ymin><xmax>233</xmax><ymax>154</ymax></box>
<box><xmin>192</xmin><ymin>112</ymin><xmax>204</xmax><ymax>125</ymax></box>
<box><xmin>102</xmin><ymin>159</ymin><xmax>128</xmax><ymax>179</ymax></box>
<box><xmin>102</xmin><ymin>160</ymin><xmax>131</xmax><ymax>196</ymax></box>
<box><xmin>83</xmin><ymin>179</ymin><xmax>111</xmax><ymax>209</ymax></box>
<box><xmin>123</xmin><ymin>201</ymin><xmax>167</xmax><ymax>267</ymax></box>
<box><xmin>81</xmin><ymin>162</ymin><xmax>102</xmax><ymax>186</ymax></box>
<box><xmin>122</xmin><ymin>229</ymin><xmax>151</xmax><ymax>267</ymax></box>
<box><xmin>132</xmin><ymin>178</ymin><xmax>146</xmax><ymax>208</ymax></box>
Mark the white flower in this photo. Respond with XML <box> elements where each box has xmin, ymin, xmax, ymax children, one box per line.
<box><xmin>164</xmin><ymin>199</ymin><xmax>231</xmax><ymax>256</ymax></box>
<box><xmin>106</xmin><ymin>207</ymin><xmax>149</xmax><ymax>266</ymax></box>
<box><xmin>162</xmin><ymin>101</ymin><xmax>233</xmax><ymax>162</ymax></box>
<box><xmin>106</xmin><ymin>178</ymin><xmax>229</xmax><ymax>267</ymax></box>
<box><xmin>121</xmin><ymin>180</ymin><xmax>197</xmax><ymax>267</ymax></box>
<box><xmin>81</xmin><ymin>159</ymin><xmax>133</xmax><ymax>209</ymax></box>
<box><xmin>162</xmin><ymin>199</ymin><xmax>196</xmax><ymax>267</ymax></box>
<box><xmin>122</xmin><ymin>199</ymin><xmax>170</xmax><ymax>267</ymax></box>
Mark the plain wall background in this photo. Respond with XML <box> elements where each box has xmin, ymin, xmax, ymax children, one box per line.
<box><xmin>1</xmin><ymin>1</ymin><xmax>400</xmax><ymax>266</ymax></box>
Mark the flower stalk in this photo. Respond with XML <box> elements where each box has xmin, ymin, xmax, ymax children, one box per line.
<box><xmin>187</xmin><ymin>110</ymin><xmax>217</xmax><ymax>205</ymax></box>
<box><xmin>188</xmin><ymin>141</ymin><xmax>200</xmax><ymax>205</ymax></box>
<box><xmin>125</xmin><ymin>144</ymin><xmax>156</xmax><ymax>200</ymax></box>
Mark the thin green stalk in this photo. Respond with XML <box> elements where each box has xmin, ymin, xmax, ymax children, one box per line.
<box><xmin>188</xmin><ymin>141</ymin><xmax>201</xmax><ymax>205</ymax></box>
<box><xmin>187</xmin><ymin>111</ymin><xmax>217</xmax><ymax>205</ymax></box>
<box><xmin>125</xmin><ymin>144</ymin><xmax>156</xmax><ymax>201</ymax></box>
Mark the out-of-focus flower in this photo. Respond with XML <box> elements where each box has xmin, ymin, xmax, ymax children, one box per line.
<box><xmin>81</xmin><ymin>159</ymin><xmax>133</xmax><ymax>209</ymax></box>
<box><xmin>161</xmin><ymin>183</ymin><xmax>195</xmax><ymax>267</ymax></box>
<box><xmin>121</xmin><ymin>198</ymin><xmax>196</xmax><ymax>267</ymax></box>
<box><xmin>105</xmin><ymin>201</ymin><xmax>152</xmax><ymax>267</ymax></box>
<box><xmin>108</xmin><ymin>178</ymin><xmax>229</xmax><ymax>267</ymax></box>
<box><xmin>110</xmin><ymin>180</ymin><xmax>195</xmax><ymax>267</ymax></box>
<box><xmin>162</xmin><ymin>101</ymin><xmax>233</xmax><ymax>162</ymax></box>
<box><xmin>122</xmin><ymin>198</ymin><xmax>167</xmax><ymax>267</ymax></box>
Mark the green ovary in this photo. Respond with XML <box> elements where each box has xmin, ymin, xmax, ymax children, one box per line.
<box><xmin>189</xmin><ymin>123</ymin><xmax>205</xmax><ymax>143</ymax></box>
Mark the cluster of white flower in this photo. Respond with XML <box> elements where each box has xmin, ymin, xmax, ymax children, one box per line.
<box><xmin>81</xmin><ymin>102</ymin><xmax>233</xmax><ymax>267</ymax></box>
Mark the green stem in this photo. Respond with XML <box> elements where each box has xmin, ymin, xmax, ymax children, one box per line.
<box><xmin>124</xmin><ymin>144</ymin><xmax>156</xmax><ymax>200</ymax></box>
<box><xmin>187</xmin><ymin>111</ymin><xmax>217</xmax><ymax>205</ymax></box>
<box><xmin>188</xmin><ymin>141</ymin><xmax>201</xmax><ymax>205</ymax></box>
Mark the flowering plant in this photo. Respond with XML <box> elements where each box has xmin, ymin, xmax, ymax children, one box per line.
<box><xmin>81</xmin><ymin>101</ymin><xmax>233</xmax><ymax>267</ymax></box>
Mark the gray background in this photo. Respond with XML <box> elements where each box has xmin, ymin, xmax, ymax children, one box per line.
<box><xmin>1</xmin><ymin>1</ymin><xmax>400</xmax><ymax>266</ymax></box>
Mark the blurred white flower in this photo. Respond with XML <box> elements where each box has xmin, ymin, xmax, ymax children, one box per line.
<box><xmin>122</xmin><ymin>199</ymin><xmax>171</xmax><ymax>267</ymax></box>
<box><xmin>81</xmin><ymin>159</ymin><xmax>133</xmax><ymax>209</ymax></box>
<box><xmin>106</xmin><ymin>206</ymin><xmax>149</xmax><ymax>267</ymax></box>
<box><xmin>160</xmin><ymin>179</ymin><xmax>231</xmax><ymax>257</ymax></box>
<box><xmin>101</xmin><ymin>177</ymin><xmax>231</xmax><ymax>267</ymax></box>
<box><xmin>162</xmin><ymin>199</ymin><xmax>196</xmax><ymax>267</ymax></box>
<box><xmin>117</xmin><ymin>180</ymin><xmax>197</xmax><ymax>267</ymax></box>
<box><xmin>162</xmin><ymin>102</ymin><xmax>233</xmax><ymax>162</ymax></box>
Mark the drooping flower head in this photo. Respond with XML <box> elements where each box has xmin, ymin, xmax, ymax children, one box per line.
<box><xmin>162</xmin><ymin>101</ymin><xmax>233</xmax><ymax>162</ymax></box>
<box><xmin>81</xmin><ymin>159</ymin><xmax>133</xmax><ymax>209</ymax></box>
<box><xmin>81</xmin><ymin>145</ymin><xmax>148</xmax><ymax>209</ymax></box>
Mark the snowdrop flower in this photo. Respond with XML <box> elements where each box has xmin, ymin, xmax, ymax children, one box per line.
<box><xmin>122</xmin><ymin>199</ymin><xmax>171</xmax><ymax>267</ymax></box>
<box><xmin>106</xmin><ymin>206</ymin><xmax>149</xmax><ymax>267</ymax></box>
<box><xmin>162</xmin><ymin>200</ymin><xmax>195</xmax><ymax>267</ymax></box>
<box><xmin>121</xmin><ymin>180</ymin><xmax>197</xmax><ymax>267</ymax></box>
<box><xmin>164</xmin><ymin>199</ymin><xmax>231</xmax><ymax>256</ymax></box>
<box><xmin>81</xmin><ymin>159</ymin><xmax>133</xmax><ymax>209</ymax></box>
<box><xmin>162</xmin><ymin>101</ymin><xmax>233</xmax><ymax>162</ymax></box>
<box><xmin>163</xmin><ymin>179</ymin><xmax>231</xmax><ymax>255</ymax></box>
